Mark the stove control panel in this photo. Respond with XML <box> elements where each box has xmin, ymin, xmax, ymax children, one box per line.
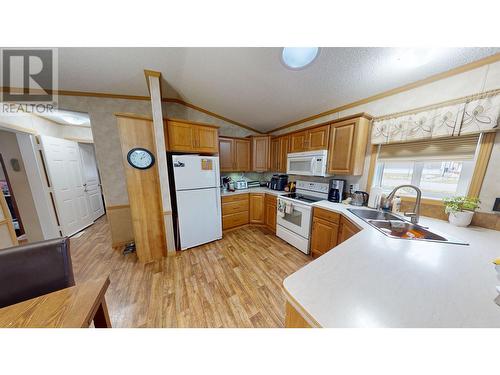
<box><xmin>296</xmin><ymin>180</ymin><xmax>329</xmax><ymax>194</ymax></box>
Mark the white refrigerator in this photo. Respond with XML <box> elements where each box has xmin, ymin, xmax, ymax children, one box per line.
<box><xmin>171</xmin><ymin>155</ymin><xmax>222</xmax><ymax>250</ymax></box>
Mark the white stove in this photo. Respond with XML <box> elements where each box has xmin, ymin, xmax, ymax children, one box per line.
<box><xmin>277</xmin><ymin>181</ymin><xmax>329</xmax><ymax>254</ymax></box>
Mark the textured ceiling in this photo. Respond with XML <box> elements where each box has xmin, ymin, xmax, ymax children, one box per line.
<box><xmin>58</xmin><ymin>47</ymin><xmax>499</xmax><ymax>132</ymax></box>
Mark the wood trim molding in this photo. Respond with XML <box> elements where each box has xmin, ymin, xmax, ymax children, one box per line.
<box><xmin>114</xmin><ymin>112</ymin><xmax>153</xmax><ymax>121</ymax></box>
<box><xmin>106</xmin><ymin>204</ymin><xmax>130</xmax><ymax>210</ymax></box>
<box><xmin>273</xmin><ymin>53</ymin><xmax>500</xmax><ymax>131</ymax></box>
<box><xmin>64</xmin><ymin>137</ymin><xmax>93</xmax><ymax>143</ymax></box>
<box><xmin>271</xmin><ymin>112</ymin><xmax>373</xmax><ymax>134</ymax></box>
<box><xmin>365</xmin><ymin>145</ymin><xmax>378</xmax><ymax>194</ymax></box>
<box><xmin>163</xmin><ymin>97</ymin><xmax>263</xmax><ymax>134</ymax></box>
<box><xmin>1</xmin><ymin>86</ymin><xmax>259</xmax><ymax>135</ymax></box>
<box><xmin>144</xmin><ymin>69</ymin><xmax>162</xmax><ymax>95</ymax></box>
<box><xmin>165</xmin><ymin>117</ymin><xmax>220</xmax><ymax>129</ymax></box>
<box><xmin>468</xmin><ymin>132</ymin><xmax>496</xmax><ymax>198</ymax></box>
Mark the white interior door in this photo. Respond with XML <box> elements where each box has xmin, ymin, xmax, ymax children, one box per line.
<box><xmin>39</xmin><ymin>135</ymin><xmax>92</xmax><ymax>236</ymax></box>
<box><xmin>79</xmin><ymin>143</ymin><xmax>104</xmax><ymax>221</ymax></box>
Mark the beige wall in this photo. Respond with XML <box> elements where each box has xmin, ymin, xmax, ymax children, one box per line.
<box><xmin>0</xmin><ymin>130</ymin><xmax>44</xmax><ymax>242</ymax></box>
<box><xmin>54</xmin><ymin>96</ymin><xmax>258</xmax><ymax>209</ymax></box>
<box><xmin>271</xmin><ymin>61</ymin><xmax>500</xmax><ymax>213</ymax></box>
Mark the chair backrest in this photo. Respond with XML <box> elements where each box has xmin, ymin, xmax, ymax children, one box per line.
<box><xmin>0</xmin><ymin>237</ymin><xmax>75</xmax><ymax>308</ymax></box>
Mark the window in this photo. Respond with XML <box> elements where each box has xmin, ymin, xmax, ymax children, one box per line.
<box><xmin>372</xmin><ymin>135</ymin><xmax>480</xmax><ymax>199</ymax></box>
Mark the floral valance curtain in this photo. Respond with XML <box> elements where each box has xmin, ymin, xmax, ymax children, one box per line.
<box><xmin>371</xmin><ymin>93</ymin><xmax>500</xmax><ymax>144</ymax></box>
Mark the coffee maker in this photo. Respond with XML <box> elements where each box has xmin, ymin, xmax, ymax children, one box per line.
<box><xmin>270</xmin><ymin>174</ymin><xmax>289</xmax><ymax>191</ymax></box>
<box><xmin>328</xmin><ymin>179</ymin><xmax>346</xmax><ymax>202</ymax></box>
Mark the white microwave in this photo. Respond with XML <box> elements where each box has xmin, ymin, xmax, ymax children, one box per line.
<box><xmin>286</xmin><ymin>150</ymin><xmax>329</xmax><ymax>177</ymax></box>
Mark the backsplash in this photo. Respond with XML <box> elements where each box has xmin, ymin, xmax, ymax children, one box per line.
<box><xmin>220</xmin><ymin>171</ymin><xmax>367</xmax><ymax>191</ymax></box>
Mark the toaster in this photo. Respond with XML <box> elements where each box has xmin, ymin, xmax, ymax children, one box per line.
<box><xmin>234</xmin><ymin>180</ymin><xmax>248</xmax><ymax>190</ymax></box>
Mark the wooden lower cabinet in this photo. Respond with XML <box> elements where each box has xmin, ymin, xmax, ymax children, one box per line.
<box><xmin>310</xmin><ymin>207</ymin><xmax>360</xmax><ymax>258</ymax></box>
<box><xmin>338</xmin><ymin>216</ymin><xmax>360</xmax><ymax>245</ymax></box>
<box><xmin>285</xmin><ymin>301</ymin><xmax>312</xmax><ymax>328</ymax></box>
<box><xmin>249</xmin><ymin>193</ymin><xmax>265</xmax><ymax>224</ymax></box>
<box><xmin>310</xmin><ymin>217</ymin><xmax>339</xmax><ymax>259</ymax></box>
<box><xmin>264</xmin><ymin>194</ymin><xmax>277</xmax><ymax>233</ymax></box>
<box><xmin>221</xmin><ymin>194</ymin><xmax>249</xmax><ymax>230</ymax></box>
<box><xmin>310</xmin><ymin>207</ymin><xmax>340</xmax><ymax>259</ymax></box>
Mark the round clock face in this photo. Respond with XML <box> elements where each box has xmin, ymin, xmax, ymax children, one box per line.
<box><xmin>127</xmin><ymin>148</ymin><xmax>155</xmax><ymax>170</ymax></box>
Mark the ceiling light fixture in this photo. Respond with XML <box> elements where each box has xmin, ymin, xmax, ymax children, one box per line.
<box><xmin>281</xmin><ymin>47</ymin><xmax>319</xmax><ymax>70</ymax></box>
<box><xmin>61</xmin><ymin>114</ymin><xmax>87</xmax><ymax>125</ymax></box>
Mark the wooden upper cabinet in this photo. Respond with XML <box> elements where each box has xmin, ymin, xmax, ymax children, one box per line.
<box><xmin>167</xmin><ymin>121</ymin><xmax>194</xmax><ymax>152</ymax></box>
<box><xmin>307</xmin><ymin>125</ymin><xmax>330</xmax><ymax>150</ymax></box>
<box><xmin>235</xmin><ymin>139</ymin><xmax>251</xmax><ymax>171</ymax></box>
<box><xmin>327</xmin><ymin>116</ymin><xmax>370</xmax><ymax>175</ymax></box>
<box><xmin>219</xmin><ymin>137</ymin><xmax>234</xmax><ymax>172</ymax></box>
<box><xmin>288</xmin><ymin>125</ymin><xmax>330</xmax><ymax>153</ymax></box>
<box><xmin>270</xmin><ymin>137</ymin><xmax>280</xmax><ymax>171</ymax></box>
<box><xmin>251</xmin><ymin>136</ymin><xmax>270</xmax><ymax>172</ymax></box>
<box><xmin>166</xmin><ymin>119</ymin><xmax>219</xmax><ymax>154</ymax></box>
<box><xmin>289</xmin><ymin>131</ymin><xmax>307</xmax><ymax>153</ymax></box>
<box><xmin>278</xmin><ymin>135</ymin><xmax>290</xmax><ymax>173</ymax></box>
<box><xmin>194</xmin><ymin>125</ymin><xmax>218</xmax><ymax>153</ymax></box>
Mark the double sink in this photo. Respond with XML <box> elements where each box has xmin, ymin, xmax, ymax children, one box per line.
<box><xmin>347</xmin><ymin>208</ymin><xmax>468</xmax><ymax>245</ymax></box>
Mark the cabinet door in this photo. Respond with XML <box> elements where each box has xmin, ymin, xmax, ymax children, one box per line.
<box><xmin>328</xmin><ymin>122</ymin><xmax>355</xmax><ymax>174</ymax></box>
<box><xmin>249</xmin><ymin>193</ymin><xmax>265</xmax><ymax>224</ymax></box>
<box><xmin>310</xmin><ymin>217</ymin><xmax>338</xmax><ymax>258</ymax></box>
<box><xmin>219</xmin><ymin>138</ymin><xmax>234</xmax><ymax>172</ymax></box>
<box><xmin>338</xmin><ymin>216</ymin><xmax>359</xmax><ymax>245</ymax></box>
<box><xmin>264</xmin><ymin>194</ymin><xmax>277</xmax><ymax>232</ymax></box>
<box><xmin>167</xmin><ymin>121</ymin><xmax>194</xmax><ymax>152</ymax></box>
<box><xmin>270</xmin><ymin>137</ymin><xmax>280</xmax><ymax>172</ymax></box>
<box><xmin>195</xmin><ymin>126</ymin><xmax>219</xmax><ymax>153</ymax></box>
<box><xmin>278</xmin><ymin>135</ymin><xmax>289</xmax><ymax>172</ymax></box>
<box><xmin>307</xmin><ymin>125</ymin><xmax>330</xmax><ymax>150</ymax></box>
<box><xmin>235</xmin><ymin>139</ymin><xmax>251</xmax><ymax>171</ymax></box>
<box><xmin>251</xmin><ymin>136</ymin><xmax>270</xmax><ymax>172</ymax></box>
<box><xmin>289</xmin><ymin>131</ymin><xmax>307</xmax><ymax>153</ymax></box>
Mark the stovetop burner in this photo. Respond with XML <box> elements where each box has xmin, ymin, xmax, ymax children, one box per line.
<box><xmin>282</xmin><ymin>193</ymin><xmax>324</xmax><ymax>204</ymax></box>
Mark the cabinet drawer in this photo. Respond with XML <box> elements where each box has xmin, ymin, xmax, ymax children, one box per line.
<box><xmin>222</xmin><ymin>199</ymin><xmax>249</xmax><ymax>215</ymax></box>
<box><xmin>265</xmin><ymin>194</ymin><xmax>277</xmax><ymax>205</ymax></box>
<box><xmin>221</xmin><ymin>193</ymin><xmax>249</xmax><ymax>203</ymax></box>
<box><xmin>222</xmin><ymin>211</ymin><xmax>249</xmax><ymax>230</ymax></box>
<box><xmin>313</xmin><ymin>207</ymin><xmax>340</xmax><ymax>224</ymax></box>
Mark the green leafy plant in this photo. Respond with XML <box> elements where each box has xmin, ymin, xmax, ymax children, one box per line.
<box><xmin>443</xmin><ymin>196</ymin><xmax>480</xmax><ymax>214</ymax></box>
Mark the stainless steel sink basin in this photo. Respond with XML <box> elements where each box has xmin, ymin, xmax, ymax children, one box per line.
<box><xmin>347</xmin><ymin>208</ymin><xmax>468</xmax><ymax>245</ymax></box>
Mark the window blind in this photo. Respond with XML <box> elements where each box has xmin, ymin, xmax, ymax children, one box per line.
<box><xmin>378</xmin><ymin>134</ymin><xmax>480</xmax><ymax>161</ymax></box>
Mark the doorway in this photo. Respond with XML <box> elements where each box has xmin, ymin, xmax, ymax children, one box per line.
<box><xmin>0</xmin><ymin>153</ymin><xmax>25</xmax><ymax>242</ymax></box>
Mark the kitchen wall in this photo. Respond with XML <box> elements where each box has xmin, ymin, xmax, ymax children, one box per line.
<box><xmin>0</xmin><ymin>129</ymin><xmax>44</xmax><ymax>242</ymax></box>
<box><xmin>271</xmin><ymin>60</ymin><xmax>500</xmax><ymax>213</ymax></box>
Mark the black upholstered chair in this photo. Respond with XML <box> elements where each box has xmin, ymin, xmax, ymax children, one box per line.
<box><xmin>0</xmin><ymin>237</ymin><xmax>75</xmax><ymax>308</ymax></box>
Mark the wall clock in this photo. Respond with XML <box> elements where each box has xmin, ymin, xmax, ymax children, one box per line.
<box><xmin>127</xmin><ymin>148</ymin><xmax>155</xmax><ymax>170</ymax></box>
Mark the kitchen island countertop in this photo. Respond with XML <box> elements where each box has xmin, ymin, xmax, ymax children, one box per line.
<box><xmin>283</xmin><ymin>201</ymin><xmax>500</xmax><ymax>327</ymax></box>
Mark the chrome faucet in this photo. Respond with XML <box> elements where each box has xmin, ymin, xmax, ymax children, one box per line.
<box><xmin>386</xmin><ymin>185</ymin><xmax>422</xmax><ymax>224</ymax></box>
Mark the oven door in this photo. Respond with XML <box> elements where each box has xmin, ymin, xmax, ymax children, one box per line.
<box><xmin>287</xmin><ymin>156</ymin><xmax>315</xmax><ymax>176</ymax></box>
<box><xmin>277</xmin><ymin>198</ymin><xmax>312</xmax><ymax>239</ymax></box>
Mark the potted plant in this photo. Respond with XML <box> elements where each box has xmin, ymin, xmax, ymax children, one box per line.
<box><xmin>443</xmin><ymin>196</ymin><xmax>480</xmax><ymax>227</ymax></box>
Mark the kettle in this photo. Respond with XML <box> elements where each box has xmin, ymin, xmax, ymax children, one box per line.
<box><xmin>351</xmin><ymin>191</ymin><xmax>369</xmax><ymax>206</ymax></box>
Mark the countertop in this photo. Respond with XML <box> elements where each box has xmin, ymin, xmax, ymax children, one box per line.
<box><xmin>283</xmin><ymin>201</ymin><xmax>500</xmax><ymax>327</ymax></box>
<box><xmin>220</xmin><ymin>187</ymin><xmax>287</xmax><ymax>197</ymax></box>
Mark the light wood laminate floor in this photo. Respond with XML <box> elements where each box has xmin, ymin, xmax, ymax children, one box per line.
<box><xmin>71</xmin><ymin>216</ymin><xmax>310</xmax><ymax>328</ymax></box>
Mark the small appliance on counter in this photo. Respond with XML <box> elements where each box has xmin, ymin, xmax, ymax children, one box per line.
<box><xmin>328</xmin><ymin>179</ymin><xmax>346</xmax><ymax>202</ymax></box>
<box><xmin>259</xmin><ymin>181</ymin><xmax>268</xmax><ymax>187</ymax></box>
<box><xmin>350</xmin><ymin>191</ymin><xmax>369</xmax><ymax>206</ymax></box>
<box><xmin>221</xmin><ymin>176</ymin><xmax>231</xmax><ymax>191</ymax></box>
<box><xmin>234</xmin><ymin>180</ymin><xmax>248</xmax><ymax>190</ymax></box>
<box><xmin>270</xmin><ymin>174</ymin><xmax>289</xmax><ymax>191</ymax></box>
<box><xmin>247</xmin><ymin>180</ymin><xmax>260</xmax><ymax>188</ymax></box>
